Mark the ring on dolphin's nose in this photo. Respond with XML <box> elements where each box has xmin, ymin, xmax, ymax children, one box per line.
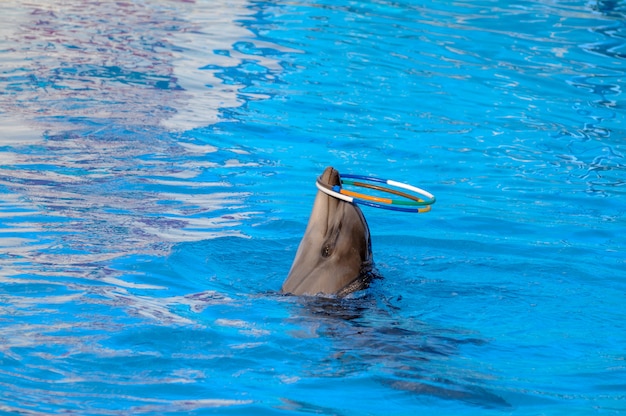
<box><xmin>315</xmin><ymin>173</ymin><xmax>436</xmax><ymax>213</ymax></box>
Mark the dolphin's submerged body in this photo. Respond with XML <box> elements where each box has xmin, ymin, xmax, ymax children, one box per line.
<box><xmin>281</xmin><ymin>167</ymin><xmax>376</xmax><ymax>297</ymax></box>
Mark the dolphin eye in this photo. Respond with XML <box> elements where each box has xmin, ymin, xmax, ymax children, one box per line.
<box><xmin>321</xmin><ymin>245</ymin><xmax>332</xmax><ymax>258</ymax></box>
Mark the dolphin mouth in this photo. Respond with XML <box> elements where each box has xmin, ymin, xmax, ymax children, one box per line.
<box><xmin>315</xmin><ymin>166</ymin><xmax>343</xmax><ymax>207</ymax></box>
<box><xmin>316</xmin><ymin>167</ymin><xmax>343</xmax><ymax>233</ymax></box>
<box><xmin>317</xmin><ymin>166</ymin><xmax>341</xmax><ymax>190</ymax></box>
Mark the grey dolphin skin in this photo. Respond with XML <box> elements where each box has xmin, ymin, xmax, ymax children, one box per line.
<box><xmin>281</xmin><ymin>167</ymin><xmax>375</xmax><ymax>297</ymax></box>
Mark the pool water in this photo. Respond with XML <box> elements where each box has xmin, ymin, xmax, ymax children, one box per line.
<box><xmin>1</xmin><ymin>0</ymin><xmax>624</xmax><ymax>414</ymax></box>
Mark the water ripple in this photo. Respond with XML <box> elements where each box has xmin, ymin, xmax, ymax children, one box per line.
<box><xmin>0</xmin><ymin>0</ymin><xmax>625</xmax><ymax>414</ymax></box>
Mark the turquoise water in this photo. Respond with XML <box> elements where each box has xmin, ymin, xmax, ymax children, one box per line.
<box><xmin>1</xmin><ymin>0</ymin><xmax>624</xmax><ymax>414</ymax></box>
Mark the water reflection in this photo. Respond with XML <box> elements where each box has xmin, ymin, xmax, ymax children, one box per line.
<box><xmin>0</xmin><ymin>0</ymin><xmax>292</xmax><ymax>278</ymax></box>
<box><xmin>0</xmin><ymin>0</ymin><xmax>289</xmax><ymax>132</ymax></box>
<box><xmin>0</xmin><ymin>6</ymin><xmax>286</xmax><ymax>401</ymax></box>
<box><xmin>0</xmin><ymin>0</ymin><xmax>624</xmax><ymax>413</ymax></box>
<box><xmin>0</xmin><ymin>129</ymin><xmax>258</xmax><ymax>265</ymax></box>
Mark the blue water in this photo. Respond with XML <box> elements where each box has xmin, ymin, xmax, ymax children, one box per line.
<box><xmin>1</xmin><ymin>0</ymin><xmax>624</xmax><ymax>414</ymax></box>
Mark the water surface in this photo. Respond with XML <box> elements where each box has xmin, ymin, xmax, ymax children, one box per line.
<box><xmin>0</xmin><ymin>0</ymin><xmax>624</xmax><ymax>414</ymax></box>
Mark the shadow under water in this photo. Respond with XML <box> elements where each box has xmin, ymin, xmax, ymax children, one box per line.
<box><xmin>287</xmin><ymin>293</ymin><xmax>510</xmax><ymax>410</ymax></box>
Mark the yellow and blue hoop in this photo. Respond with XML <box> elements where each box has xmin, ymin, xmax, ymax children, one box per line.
<box><xmin>316</xmin><ymin>173</ymin><xmax>436</xmax><ymax>213</ymax></box>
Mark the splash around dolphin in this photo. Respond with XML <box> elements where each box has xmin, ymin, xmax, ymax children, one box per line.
<box><xmin>281</xmin><ymin>167</ymin><xmax>377</xmax><ymax>297</ymax></box>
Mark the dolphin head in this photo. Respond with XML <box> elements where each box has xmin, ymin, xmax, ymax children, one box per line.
<box><xmin>281</xmin><ymin>166</ymin><xmax>374</xmax><ymax>297</ymax></box>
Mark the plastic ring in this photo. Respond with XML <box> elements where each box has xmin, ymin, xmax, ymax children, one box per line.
<box><xmin>315</xmin><ymin>173</ymin><xmax>435</xmax><ymax>213</ymax></box>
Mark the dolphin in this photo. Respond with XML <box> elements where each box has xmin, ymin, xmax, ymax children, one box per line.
<box><xmin>281</xmin><ymin>166</ymin><xmax>375</xmax><ymax>297</ymax></box>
